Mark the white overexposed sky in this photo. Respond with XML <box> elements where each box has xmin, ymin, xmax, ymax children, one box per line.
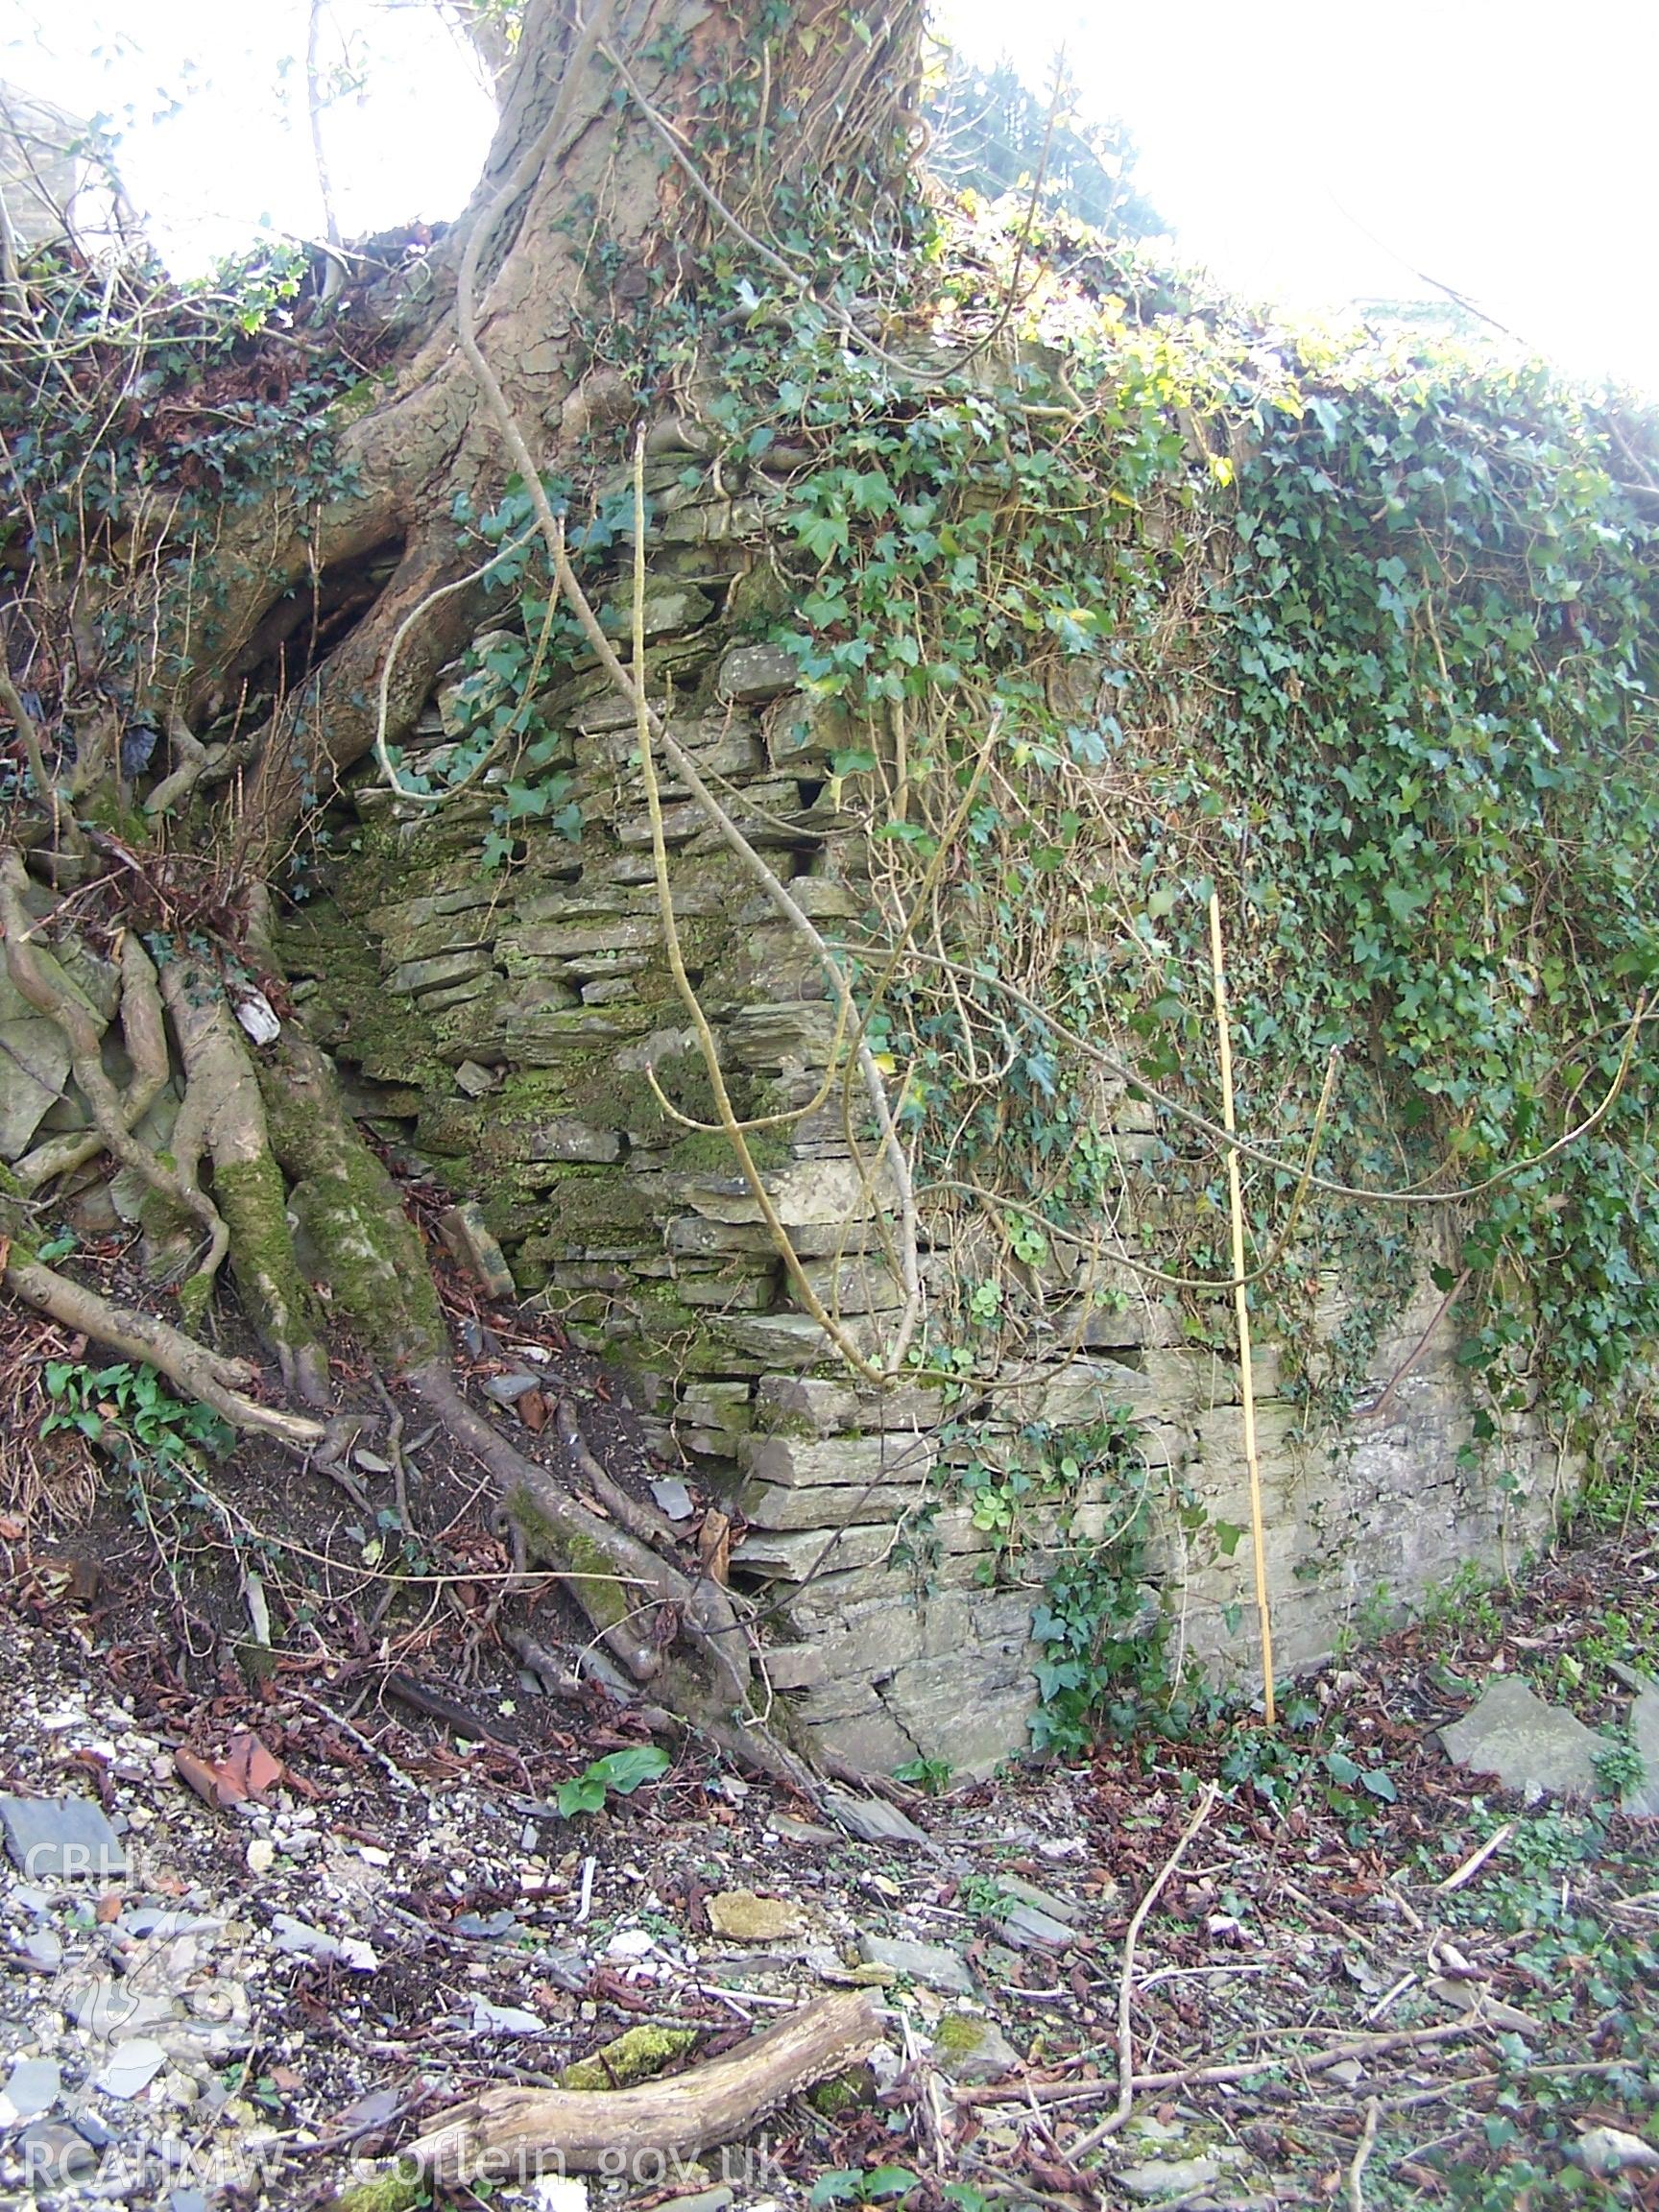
<box><xmin>1</xmin><ymin>0</ymin><xmax>1655</xmax><ymax>394</ymax></box>
<box><xmin>949</xmin><ymin>0</ymin><xmax>1659</xmax><ymax>395</ymax></box>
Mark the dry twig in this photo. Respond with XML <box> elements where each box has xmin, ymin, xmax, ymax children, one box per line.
<box><xmin>1067</xmin><ymin>1780</ymin><xmax>1219</xmax><ymax>2159</ymax></box>
<box><xmin>1347</xmin><ymin>2096</ymin><xmax>1381</xmax><ymax>2212</ymax></box>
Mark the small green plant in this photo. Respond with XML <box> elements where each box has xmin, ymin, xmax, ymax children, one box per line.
<box><xmin>956</xmin><ymin>1871</ymin><xmax>1017</xmax><ymax>1917</ymax></box>
<box><xmin>1022</xmin><ymin>1418</ymin><xmax>1164</xmax><ymax>1750</ymax></box>
<box><xmin>808</xmin><ymin>2168</ymin><xmax>920</xmax><ymax>2206</ymax></box>
<box><xmin>41</xmin><ymin>1359</ymin><xmax>233</xmax><ymax>1504</ymax></box>
<box><xmin>1418</xmin><ymin>1561</ymin><xmax>1506</xmax><ymax>1645</ymax></box>
<box><xmin>1525</xmin><ymin>1599</ymin><xmax>1659</xmax><ymax>1715</ymax></box>
<box><xmin>892</xmin><ymin>1756</ymin><xmax>954</xmax><ymax>1795</ymax></box>
<box><xmin>554</xmin><ymin>1743</ymin><xmax>670</xmax><ymax>1817</ymax></box>
<box><xmin>1213</xmin><ymin>1696</ymin><xmax>1399</xmax><ymax>1836</ymax></box>
<box><xmin>250</xmin><ymin>2073</ymin><xmax>285</xmax><ymax>2115</ymax></box>
<box><xmin>1592</xmin><ymin>1738</ymin><xmax>1646</xmax><ymax>1798</ymax></box>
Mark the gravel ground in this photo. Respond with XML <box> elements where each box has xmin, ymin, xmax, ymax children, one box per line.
<box><xmin>2</xmin><ymin>1376</ymin><xmax>1656</xmax><ymax>2212</ymax></box>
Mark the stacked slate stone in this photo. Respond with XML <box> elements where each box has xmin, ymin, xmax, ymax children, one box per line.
<box><xmin>265</xmin><ymin>434</ymin><xmax>1562</xmax><ymax>1774</ymax></box>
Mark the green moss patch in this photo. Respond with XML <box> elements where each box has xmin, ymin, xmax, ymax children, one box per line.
<box><xmin>325</xmin><ymin>2157</ymin><xmax>426</xmax><ymax>2212</ymax></box>
<box><xmin>560</xmin><ymin>2024</ymin><xmax>698</xmax><ymax>2091</ymax></box>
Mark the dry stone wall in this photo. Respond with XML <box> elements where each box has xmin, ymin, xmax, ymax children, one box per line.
<box><xmin>276</xmin><ymin>443</ymin><xmax>1566</xmax><ymax>1776</ymax></box>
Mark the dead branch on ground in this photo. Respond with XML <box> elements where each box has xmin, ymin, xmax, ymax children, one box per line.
<box><xmin>407</xmin><ymin>1989</ymin><xmax>881</xmax><ymax>2184</ymax></box>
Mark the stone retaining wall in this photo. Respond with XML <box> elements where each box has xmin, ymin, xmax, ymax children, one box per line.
<box><xmin>273</xmin><ymin>443</ymin><xmax>1565</xmax><ymax>1775</ymax></box>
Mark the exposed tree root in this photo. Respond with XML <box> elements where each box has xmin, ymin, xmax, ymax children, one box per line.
<box><xmin>0</xmin><ymin>853</ymin><xmax>228</xmax><ymax>1301</ymax></box>
<box><xmin>159</xmin><ymin>959</ymin><xmax>330</xmax><ymax>1404</ymax></box>
<box><xmin>144</xmin><ymin>709</ymin><xmax>261</xmax><ymax>819</ymax></box>
<box><xmin>696</xmin><ymin>1707</ymin><xmax>826</xmax><ymax>1801</ymax></box>
<box><xmin>256</xmin><ymin>1034</ymin><xmax>445</xmax><ymax>1370</ymax></box>
<box><xmin>14</xmin><ymin>931</ymin><xmax>170</xmax><ymax>1191</ymax></box>
<box><xmin>0</xmin><ymin>886</ymin><xmax>810</xmax><ymax>1779</ymax></box>
<box><xmin>143</xmin><ymin>709</ymin><xmax>210</xmax><ymax>819</ymax></box>
<box><xmin>0</xmin><ymin>1237</ymin><xmax>325</xmax><ymax>1447</ymax></box>
<box><xmin>405</xmin><ymin>1990</ymin><xmax>881</xmax><ymax>2186</ymax></box>
<box><xmin>405</xmin><ymin>1360</ymin><xmax>750</xmax><ymax>1709</ymax></box>
<box><xmin>508</xmin><ymin>1625</ymin><xmax>826</xmax><ymax>1801</ymax></box>
<box><xmin>0</xmin><ymin>669</ymin><xmax>77</xmax><ymax>856</ymax></box>
<box><xmin>553</xmin><ymin>1395</ymin><xmax>681</xmax><ymax>1551</ymax></box>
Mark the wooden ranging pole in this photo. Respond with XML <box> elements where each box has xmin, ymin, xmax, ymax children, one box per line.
<box><xmin>1207</xmin><ymin>890</ymin><xmax>1277</xmax><ymax>1725</ymax></box>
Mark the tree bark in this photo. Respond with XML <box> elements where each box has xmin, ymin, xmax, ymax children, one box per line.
<box><xmin>160</xmin><ymin>957</ymin><xmax>330</xmax><ymax>1404</ymax></box>
<box><xmin>408</xmin><ymin>1991</ymin><xmax>882</xmax><ymax>2184</ymax></box>
<box><xmin>217</xmin><ymin>0</ymin><xmax>923</xmax><ymax>859</ymax></box>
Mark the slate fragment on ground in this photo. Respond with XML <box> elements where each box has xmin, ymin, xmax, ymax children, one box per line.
<box><xmin>0</xmin><ymin>1793</ymin><xmax>128</xmax><ymax>1880</ymax></box>
<box><xmin>821</xmin><ymin>1789</ymin><xmax>934</xmax><ymax>1847</ymax></box>
<box><xmin>1439</xmin><ymin>1675</ymin><xmax>1607</xmax><ymax>1799</ymax></box>
<box><xmin>1623</xmin><ymin>1684</ymin><xmax>1659</xmax><ymax>1819</ymax></box>
<box><xmin>857</xmin><ymin>1934</ymin><xmax>975</xmax><ymax>1996</ymax></box>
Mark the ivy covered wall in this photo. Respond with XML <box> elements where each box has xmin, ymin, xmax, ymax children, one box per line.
<box><xmin>7</xmin><ymin>196</ymin><xmax>1655</xmax><ymax>1772</ymax></box>
<box><xmin>267</xmin><ymin>244</ymin><xmax>1656</xmax><ymax>1763</ymax></box>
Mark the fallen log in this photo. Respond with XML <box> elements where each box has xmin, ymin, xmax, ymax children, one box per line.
<box><xmin>407</xmin><ymin>1989</ymin><xmax>881</xmax><ymax>2187</ymax></box>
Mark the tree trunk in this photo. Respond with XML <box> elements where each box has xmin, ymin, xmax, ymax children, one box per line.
<box><xmin>217</xmin><ymin>0</ymin><xmax>923</xmax><ymax>860</ymax></box>
<box><xmin>0</xmin><ymin>0</ymin><xmax>923</xmax><ymax>1781</ymax></box>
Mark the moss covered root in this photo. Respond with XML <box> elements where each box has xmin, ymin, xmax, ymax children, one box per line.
<box><xmin>508</xmin><ymin>1483</ymin><xmax>637</xmax><ymax>1634</ymax></box>
<box><xmin>259</xmin><ymin>1036</ymin><xmax>445</xmax><ymax>1367</ymax></box>
<box><xmin>213</xmin><ymin>1152</ymin><xmax>328</xmax><ymax>1403</ymax></box>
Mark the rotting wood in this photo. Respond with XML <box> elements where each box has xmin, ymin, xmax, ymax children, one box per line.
<box><xmin>405</xmin><ymin>1988</ymin><xmax>881</xmax><ymax>2184</ymax></box>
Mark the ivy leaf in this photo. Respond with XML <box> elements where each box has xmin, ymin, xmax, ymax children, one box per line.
<box><xmin>862</xmin><ymin>2171</ymin><xmax>920</xmax><ymax>2201</ymax></box>
<box><xmin>589</xmin><ymin>1745</ymin><xmax>670</xmax><ymax>1796</ymax></box>
<box><xmin>793</xmin><ymin>510</ymin><xmax>850</xmax><ymax>562</ymax></box>
<box><xmin>503</xmin><ymin>781</ymin><xmax>551</xmax><ymax>820</ymax></box>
